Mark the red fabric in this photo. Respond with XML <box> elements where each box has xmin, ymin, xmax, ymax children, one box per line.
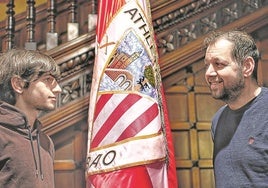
<box><xmin>88</xmin><ymin>166</ymin><xmax>153</xmax><ymax>188</ymax></box>
<box><xmin>96</xmin><ymin>0</ymin><xmax>125</xmax><ymax>43</ymax></box>
<box><xmin>87</xmin><ymin>0</ymin><xmax>178</xmax><ymax>187</ymax></box>
<box><xmin>161</xmin><ymin>85</ymin><xmax>178</xmax><ymax>188</ymax></box>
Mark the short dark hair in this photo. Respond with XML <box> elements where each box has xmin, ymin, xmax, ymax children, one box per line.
<box><xmin>0</xmin><ymin>49</ymin><xmax>61</xmax><ymax>105</ymax></box>
<box><xmin>204</xmin><ymin>30</ymin><xmax>260</xmax><ymax>80</ymax></box>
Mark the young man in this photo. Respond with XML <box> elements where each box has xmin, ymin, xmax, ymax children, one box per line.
<box><xmin>0</xmin><ymin>49</ymin><xmax>62</xmax><ymax>187</ymax></box>
<box><xmin>204</xmin><ymin>30</ymin><xmax>268</xmax><ymax>187</ymax></box>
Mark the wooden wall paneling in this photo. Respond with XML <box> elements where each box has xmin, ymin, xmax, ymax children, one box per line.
<box><xmin>52</xmin><ymin>119</ymin><xmax>88</xmax><ymax>188</ymax></box>
<box><xmin>254</xmin><ymin>25</ymin><xmax>268</xmax><ymax>87</ymax></box>
<box><xmin>188</xmin><ymin>74</ymin><xmax>200</xmax><ymax>188</ymax></box>
<box><xmin>73</xmin><ymin>121</ymin><xmax>87</xmax><ymax>188</ymax></box>
<box><xmin>53</xmin><ymin>125</ymin><xmax>76</xmax><ymax>188</ymax></box>
<box><xmin>166</xmin><ymin>83</ymin><xmax>190</xmax><ymax>187</ymax></box>
<box><xmin>260</xmin><ymin>58</ymin><xmax>268</xmax><ymax>87</ymax></box>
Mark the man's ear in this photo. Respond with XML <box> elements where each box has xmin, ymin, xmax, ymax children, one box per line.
<box><xmin>11</xmin><ymin>76</ymin><xmax>25</xmax><ymax>94</ymax></box>
<box><xmin>243</xmin><ymin>56</ymin><xmax>255</xmax><ymax>78</ymax></box>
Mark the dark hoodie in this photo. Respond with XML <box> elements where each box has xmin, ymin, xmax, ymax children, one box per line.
<box><xmin>0</xmin><ymin>101</ymin><xmax>55</xmax><ymax>188</ymax></box>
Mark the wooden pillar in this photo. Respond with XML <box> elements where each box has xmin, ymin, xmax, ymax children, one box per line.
<box><xmin>46</xmin><ymin>0</ymin><xmax>58</xmax><ymax>50</ymax></box>
<box><xmin>25</xmin><ymin>0</ymin><xmax>37</xmax><ymax>50</ymax></box>
<box><xmin>88</xmin><ymin>0</ymin><xmax>97</xmax><ymax>32</ymax></box>
<box><xmin>4</xmin><ymin>0</ymin><xmax>15</xmax><ymax>52</ymax></box>
<box><xmin>67</xmin><ymin>0</ymin><xmax>79</xmax><ymax>41</ymax></box>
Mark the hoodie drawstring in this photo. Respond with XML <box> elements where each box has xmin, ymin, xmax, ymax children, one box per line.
<box><xmin>37</xmin><ymin>130</ymin><xmax>44</xmax><ymax>180</ymax></box>
<box><xmin>27</xmin><ymin>125</ymin><xmax>44</xmax><ymax>180</ymax></box>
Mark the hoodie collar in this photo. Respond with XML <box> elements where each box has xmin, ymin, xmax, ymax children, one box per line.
<box><xmin>0</xmin><ymin>101</ymin><xmax>42</xmax><ymax>136</ymax></box>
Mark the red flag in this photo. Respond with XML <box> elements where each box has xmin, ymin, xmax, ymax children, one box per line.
<box><xmin>86</xmin><ymin>0</ymin><xmax>178</xmax><ymax>187</ymax></box>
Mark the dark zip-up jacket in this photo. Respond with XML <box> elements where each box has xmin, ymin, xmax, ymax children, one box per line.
<box><xmin>0</xmin><ymin>101</ymin><xmax>55</xmax><ymax>188</ymax></box>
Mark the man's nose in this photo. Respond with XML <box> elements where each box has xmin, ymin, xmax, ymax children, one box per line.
<box><xmin>53</xmin><ymin>83</ymin><xmax>62</xmax><ymax>93</ymax></box>
<box><xmin>205</xmin><ymin>64</ymin><xmax>217</xmax><ymax>76</ymax></box>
